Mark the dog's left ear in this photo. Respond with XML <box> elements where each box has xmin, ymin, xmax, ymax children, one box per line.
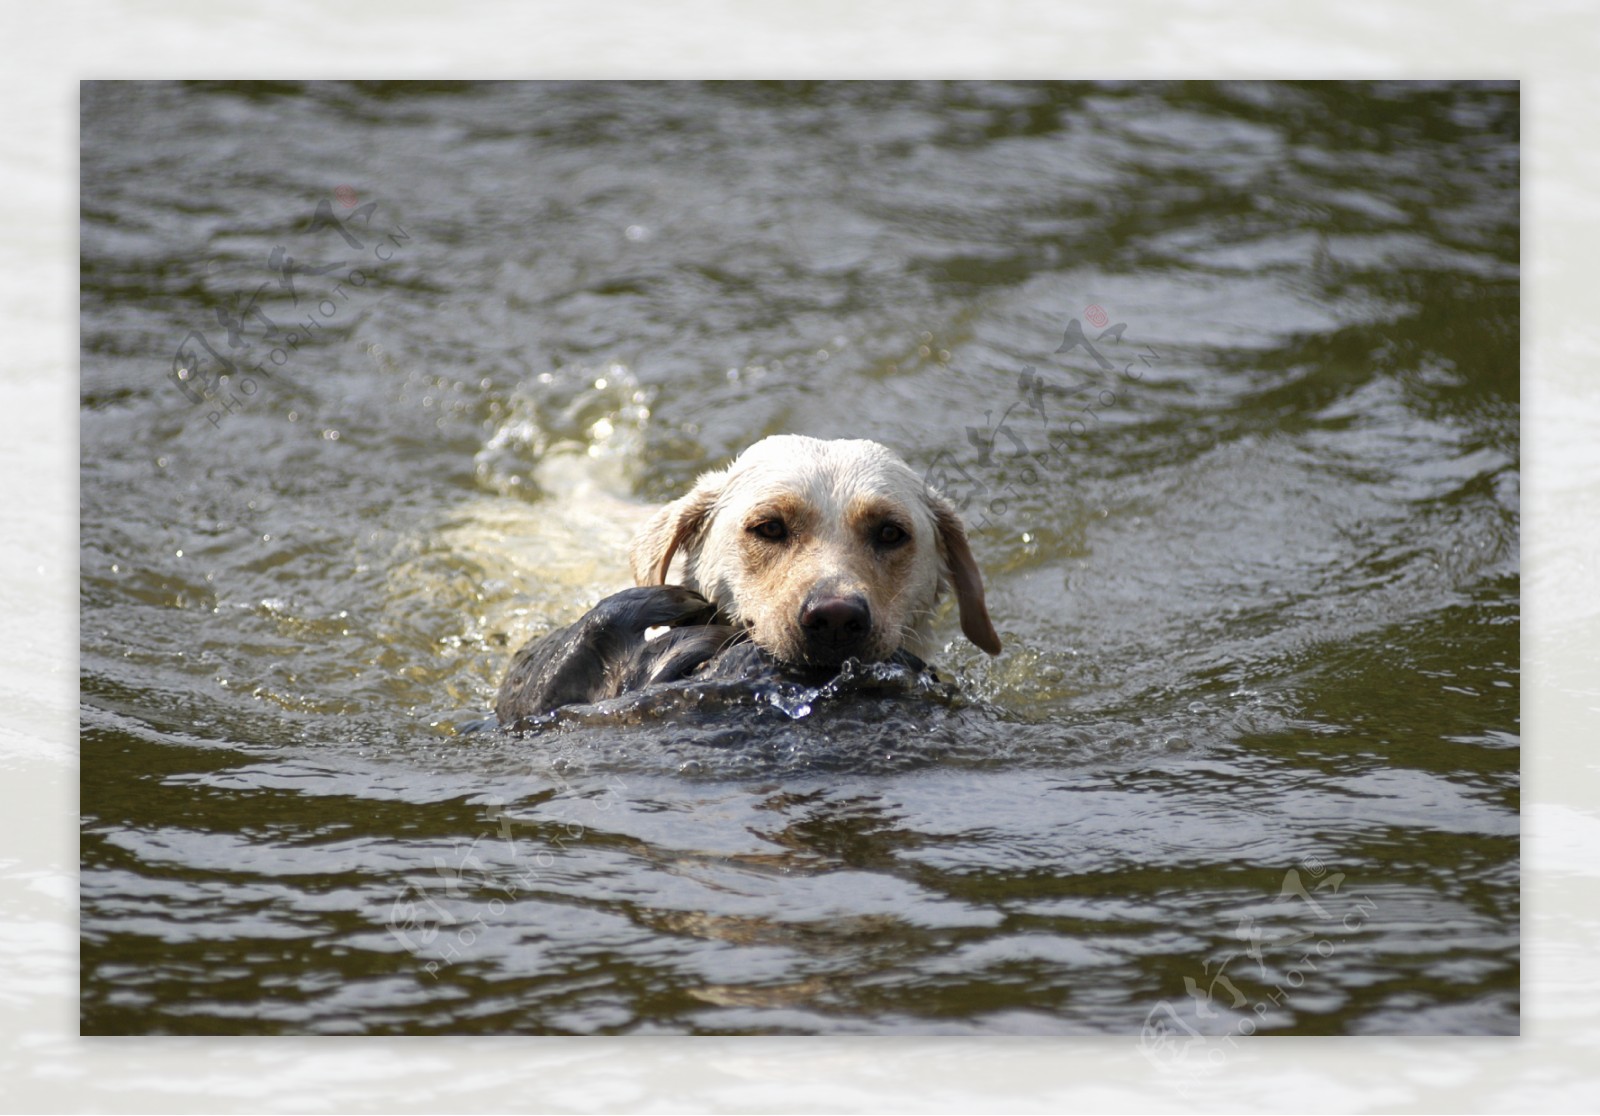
<box><xmin>926</xmin><ymin>491</ymin><xmax>1002</xmax><ymax>655</ymax></box>
<box><xmin>629</xmin><ymin>473</ymin><xmax>724</xmax><ymax>587</ymax></box>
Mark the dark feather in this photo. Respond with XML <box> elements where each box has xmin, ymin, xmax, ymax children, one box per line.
<box><xmin>494</xmin><ymin>585</ymin><xmax>720</xmax><ymax>724</ymax></box>
<box><xmin>493</xmin><ymin>585</ymin><xmax>943</xmax><ymax>730</ymax></box>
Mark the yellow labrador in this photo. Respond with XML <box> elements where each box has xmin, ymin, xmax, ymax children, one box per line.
<box><xmin>495</xmin><ymin>435</ymin><xmax>999</xmax><ymax>724</ymax></box>
<box><xmin>629</xmin><ymin>435</ymin><xmax>1001</xmax><ymax>668</ymax></box>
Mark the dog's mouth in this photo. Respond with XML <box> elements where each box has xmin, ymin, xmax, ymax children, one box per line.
<box><xmin>728</xmin><ymin>595</ymin><xmax>904</xmax><ymax>674</ymax></box>
<box><xmin>796</xmin><ymin>642</ymin><xmax>886</xmax><ymax>670</ymax></box>
<box><xmin>774</xmin><ymin>630</ymin><xmax>896</xmax><ymax>673</ymax></box>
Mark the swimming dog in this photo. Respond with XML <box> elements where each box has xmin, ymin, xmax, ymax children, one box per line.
<box><xmin>495</xmin><ymin>435</ymin><xmax>1000</xmax><ymax>724</ymax></box>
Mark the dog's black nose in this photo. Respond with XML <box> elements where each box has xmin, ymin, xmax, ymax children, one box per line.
<box><xmin>799</xmin><ymin>592</ymin><xmax>872</xmax><ymax>659</ymax></box>
<box><xmin>801</xmin><ymin>593</ymin><xmax>871</xmax><ymax>635</ymax></box>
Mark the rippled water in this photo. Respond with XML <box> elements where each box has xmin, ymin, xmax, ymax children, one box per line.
<box><xmin>80</xmin><ymin>80</ymin><xmax>1518</xmax><ymax>1037</ymax></box>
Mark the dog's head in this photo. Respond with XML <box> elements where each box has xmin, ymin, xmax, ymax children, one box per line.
<box><xmin>629</xmin><ymin>435</ymin><xmax>1001</xmax><ymax>669</ymax></box>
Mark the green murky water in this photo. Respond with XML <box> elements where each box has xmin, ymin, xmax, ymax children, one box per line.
<box><xmin>80</xmin><ymin>80</ymin><xmax>1518</xmax><ymax>1036</ymax></box>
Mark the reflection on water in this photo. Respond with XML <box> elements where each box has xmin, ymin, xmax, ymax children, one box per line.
<box><xmin>80</xmin><ymin>80</ymin><xmax>1518</xmax><ymax>1036</ymax></box>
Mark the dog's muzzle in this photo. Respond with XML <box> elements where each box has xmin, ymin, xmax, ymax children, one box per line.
<box><xmin>798</xmin><ymin>589</ymin><xmax>873</xmax><ymax>664</ymax></box>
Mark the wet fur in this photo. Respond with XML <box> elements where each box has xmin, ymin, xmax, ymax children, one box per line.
<box><xmin>629</xmin><ymin>436</ymin><xmax>1000</xmax><ymax>664</ymax></box>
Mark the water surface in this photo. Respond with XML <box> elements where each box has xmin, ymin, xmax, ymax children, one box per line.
<box><xmin>80</xmin><ymin>80</ymin><xmax>1519</xmax><ymax>1037</ymax></box>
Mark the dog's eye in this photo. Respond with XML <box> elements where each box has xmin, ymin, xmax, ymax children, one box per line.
<box><xmin>751</xmin><ymin>519</ymin><xmax>788</xmax><ymax>542</ymax></box>
<box><xmin>875</xmin><ymin>522</ymin><xmax>909</xmax><ymax>547</ymax></box>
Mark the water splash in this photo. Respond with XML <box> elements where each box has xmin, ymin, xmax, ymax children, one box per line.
<box><xmin>474</xmin><ymin>362</ymin><xmax>653</xmax><ymax>498</ymax></box>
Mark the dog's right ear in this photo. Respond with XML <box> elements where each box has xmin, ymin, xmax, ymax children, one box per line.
<box><xmin>629</xmin><ymin>475</ymin><xmax>723</xmax><ymax>586</ymax></box>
